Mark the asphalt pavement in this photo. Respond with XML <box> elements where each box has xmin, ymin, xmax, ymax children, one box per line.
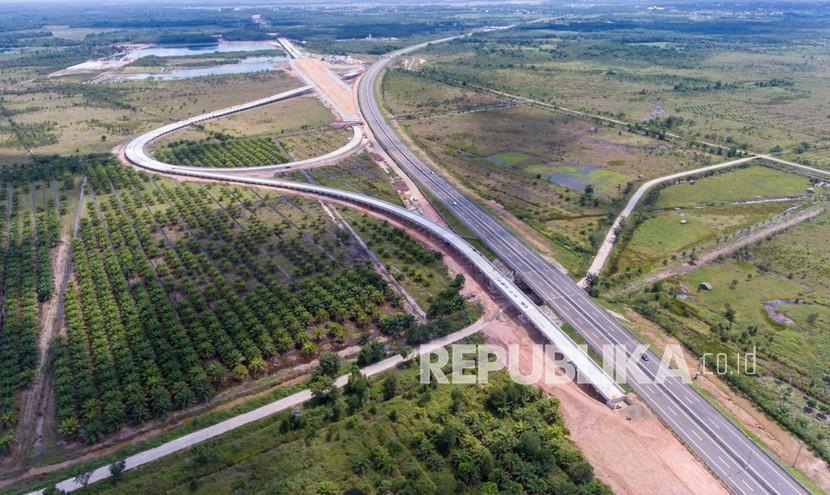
<box><xmin>358</xmin><ymin>39</ymin><xmax>810</xmax><ymax>495</ymax></box>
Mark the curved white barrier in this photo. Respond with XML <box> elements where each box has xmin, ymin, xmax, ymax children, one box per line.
<box><xmin>124</xmin><ymin>85</ymin><xmax>365</xmax><ymax>174</ymax></box>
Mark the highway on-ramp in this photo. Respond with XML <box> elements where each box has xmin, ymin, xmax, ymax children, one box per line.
<box><xmin>358</xmin><ymin>35</ymin><xmax>810</xmax><ymax>495</ymax></box>
<box><xmin>123</xmin><ymin>85</ymin><xmax>366</xmax><ymax>176</ymax></box>
<box><xmin>36</xmin><ymin>88</ymin><xmax>625</xmax><ymax>492</ymax></box>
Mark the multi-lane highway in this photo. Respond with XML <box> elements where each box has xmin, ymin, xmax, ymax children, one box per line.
<box><xmin>359</xmin><ymin>38</ymin><xmax>810</xmax><ymax>495</ymax></box>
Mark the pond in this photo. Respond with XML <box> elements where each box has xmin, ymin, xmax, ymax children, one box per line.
<box><xmin>113</xmin><ymin>55</ymin><xmax>287</xmax><ymax>81</ymax></box>
<box><xmin>128</xmin><ymin>40</ymin><xmax>282</xmax><ymax>59</ymax></box>
<box><xmin>547</xmin><ymin>164</ymin><xmax>602</xmax><ymax>191</ymax></box>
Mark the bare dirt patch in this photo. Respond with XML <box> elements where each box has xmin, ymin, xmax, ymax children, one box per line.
<box><xmin>292</xmin><ymin>59</ymin><xmax>359</xmax><ymax>119</ymax></box>
<box><xmin>482</xmin><ymin>318</ymin><xmax>729</xmax><ymax>495</ymax></box>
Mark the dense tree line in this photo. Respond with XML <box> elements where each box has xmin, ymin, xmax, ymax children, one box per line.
<box><xmin>302</xmin><ymin>367</ymin><xmax>609</xmax><ymax>495</ymax></box>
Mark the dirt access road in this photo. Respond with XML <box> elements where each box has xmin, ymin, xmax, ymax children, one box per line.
<box><xmin>13</xmin><ymin>176</ymin><xmax>87</xmax><ymax>461</ymax></box>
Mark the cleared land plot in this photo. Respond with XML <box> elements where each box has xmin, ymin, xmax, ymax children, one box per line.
<box><xmin>392</xmin><ymin>78</ymin><xmax>714</xmax><ymax>199</ymax></box>
<box><xmin>193</xmin><ymin>96</ymin><xmax>336</xmax><ymax>137</ymax></box>
<box><xmin>280</xmin><ymin>127</ymin><xmax>351</xmax><ymax>161</ymax></box>
<box><xmin>614</xmin><ymin>202</ymin><xmax>795</xmax><ymax>274</ymax></box>
<box><xmin>299</xmin><ymin>153</ymin><xmax>404</xmax><ymax>206</ymax></box>
<box><xmin>609</xmin><ymin>166</ymin><xmax>818</xmax><ymax>278</ymax></box>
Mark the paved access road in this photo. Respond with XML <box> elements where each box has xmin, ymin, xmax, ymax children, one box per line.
<box><xmin>584</xmin><ymin>155</ymin><xmax>757</xmax><ymax>282</ymax></box>
<box><xmin>359</xmin><ymin>38</ymin><xmax>810</xmax><ymax>495</ymax></box>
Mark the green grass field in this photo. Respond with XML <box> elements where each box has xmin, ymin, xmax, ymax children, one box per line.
<box><xmin>609</xmin><ymin>165</ymin><xmax>816</xmax><ymax>277</ymax></box>
<box><xmin>487</xmin><ymin>150</ymin><xmax>535</xmax><ymax>166</ymax></box>
<box><xmin>614</xmin><ymin>202</ymin><xmax>793</xmax><ymax>275</ymax></box>
<box><xmin>654</xmin><ymin>166</ymin><xmax>812</xmax><ymax>208</ymax></box>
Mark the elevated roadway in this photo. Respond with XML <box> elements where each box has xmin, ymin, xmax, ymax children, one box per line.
<box><xmin>277</xmin><ymin>37</ymin><xmax>304</xmax><ymax>59</ymax></box>
<box><xmin>123</xmin><ymin>86</ymin><xmax>365</xmax><ymax>175</ymax></box>
<box><xmin>358</xmin><ymin>34</ymin><xmax>810</xmax><ymax>495</ymax></box>
<box><xmin>124</xmin><ymin>130</ymin><xmax>625</xmax><ymax>407</ymax></box>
